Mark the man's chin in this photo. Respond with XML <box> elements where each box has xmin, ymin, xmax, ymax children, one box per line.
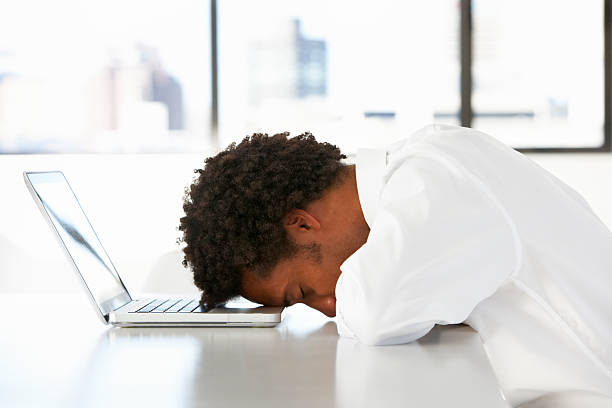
<box><xmin>322</xmin><ymin>296</ymin><xmax>336</xmax><ymax>317</ymax></box>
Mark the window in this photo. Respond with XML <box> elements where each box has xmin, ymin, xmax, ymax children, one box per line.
<box><xmin>0</xmin><ymin>0</ymin><xmax>211</xmax><ymax>153</ymax></box>
<box><xmin>471</xmin><ymin>0</ymin><xmax>606</xmax><ymax>149</ymax></box>
<box><xmin>1</xmin><ymin>0</ymin><xmax>609</xmax><ymax>153</ymax></box>
<box><xmin>217</xmin><ymin>0</ymin><xmax>459</xmax><ymax>153</ymax></box>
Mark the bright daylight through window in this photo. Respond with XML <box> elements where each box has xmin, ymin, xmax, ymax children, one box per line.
<box><xmin>218</xmin><ymin>0</ymin><xmax>460</xmax><ymax>153</ymax></box>
<box><xmin>0</xmin><ymin>0</ymin><xmax>210</xmax><ymax>153</ymax></box>
<box><xmin>472</xmin><ymin>0</ymin><xmax>605</xmax><ymax>149</ymax></box>
<box><xmin>0</xmin><ymin>0</ymin><xmax>607</xmax><ymax>153</ymax></box>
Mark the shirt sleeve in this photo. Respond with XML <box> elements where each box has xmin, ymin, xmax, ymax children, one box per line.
<box><xmin>335</xmin><ymin>153</ymin><xmax>520</xmax><ymax>346</ymax></box>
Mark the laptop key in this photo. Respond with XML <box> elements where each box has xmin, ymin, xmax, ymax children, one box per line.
<box><xmin>165</xmin><ymin>299</ymin><xmax>194</xmax><ymax>313</ymax></box>
<box><xmin>178</xmin><ymin>300</ymin><xmax>199</xmax><ymax>313</ymax></box>
<box><xmin>191</xmin><ymin>304</ymin><xmax>211</xmax><ymax>313</ymax></box>
<box><xmin>151</xmin><ymin>299</ymin><xmax>181</xmax><ymax>313</ymax></box>
<box><xmin>137</xmin><ymin>299</ymin><xmax>168</xmax><ymax>313</ymax></box>
<box><xmin>125</xmin><ymin>299</ymin><xmax>156</xmax><ymax>313</ymax></box>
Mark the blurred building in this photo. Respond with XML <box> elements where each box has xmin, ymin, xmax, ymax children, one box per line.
<box><xmin>87</xmin><ymin>44</ymin><xmax>184</xmax><ymax>133</ymax></box>
<box><xmin>247</xmin><ymin>18</ymin><xmax>327</xmax><ymax>105</ymax></box>
<box><xmin>295</xmin><ymin>19</ymin><xmax>327</xmax><ymax>98</ymax></box>
<box><xmin>140</xmin><ymin>45</ymin><xmax>184</xmax><ymax>130</ymax></box>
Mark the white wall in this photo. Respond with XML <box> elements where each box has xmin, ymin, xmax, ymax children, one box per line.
<box><xmin>527</xmin><ymin>152</ymin><xmax>612</xmax><ymax>227</ymax></box>
<box><xmin>2</xmin><ymin>151</ymin><xmax>612</xmax><ymax>295</ymax></box>
<box><xmin>1</xmin><ymin>154</ymin><xmax>205</xmax><ymax>295</ymax></box>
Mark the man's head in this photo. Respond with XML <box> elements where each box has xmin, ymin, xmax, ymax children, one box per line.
<box><xmin>179</xmin><ymin>132</ymin><xmax>367</xmax><ymax>316</ymax></box>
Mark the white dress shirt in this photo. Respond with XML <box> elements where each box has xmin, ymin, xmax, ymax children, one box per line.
<box><xmin>335</xmin><ymin>124</ymin><xmax>612</xmax><ymax>407</ymax></box>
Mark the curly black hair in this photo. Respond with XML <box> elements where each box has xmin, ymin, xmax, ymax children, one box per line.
<box><xmin>179</xmin><ymin>132</ymin><xmax>347</xmax><ymax>308</ymax></box>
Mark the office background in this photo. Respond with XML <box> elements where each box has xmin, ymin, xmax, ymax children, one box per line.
<box><xmin>1</xmin><ymin>0</ymin><xmax>611</xmax><ymax>295</ymax></box>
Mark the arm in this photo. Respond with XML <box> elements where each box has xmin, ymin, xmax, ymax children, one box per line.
<box><xmin>335</xmin><ymin>154</ymin><xmax>520</xmax><ymax>345</ymax></box>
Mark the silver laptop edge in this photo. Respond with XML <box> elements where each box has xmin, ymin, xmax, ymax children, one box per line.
<box><xmin>23</xmin><ymin>171</ymin><xmax>283</xmax><ymax>327</ymax></box>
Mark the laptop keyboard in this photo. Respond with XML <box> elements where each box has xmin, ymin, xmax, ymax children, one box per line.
<box><xmin>120</xmin><ymin>298</ymin><xmax>204</xmax><ymax>313</ymax></box>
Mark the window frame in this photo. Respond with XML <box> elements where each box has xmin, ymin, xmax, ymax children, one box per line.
<box><xmin>209</xmin><ymin>0</ymin><xmax>611</xmax><ymax>153</ymax></box>
<box><xmin>1</xmin><ymin>0</ymin><xmax>607</xmax><ymax>153</ymax></box>
<box><xmin>458</xmin><ymin>0</ymin><xmax>611</xmax><ymax>153</ymax></box>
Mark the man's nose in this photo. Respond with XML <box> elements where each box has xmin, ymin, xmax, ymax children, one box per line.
<box><xmin>304</xmin><ymin>295</ymin><xmax>336</xmax><ymax>317</ymax></box>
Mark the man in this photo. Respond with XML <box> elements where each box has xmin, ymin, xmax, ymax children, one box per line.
<box><xmin>179</xmin><ymin>124</ymin><xmax>612</xmax><ymax>407</ymax></box>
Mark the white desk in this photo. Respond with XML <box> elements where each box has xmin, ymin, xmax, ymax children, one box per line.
<box><xmin>0</xmin><ymin>294</ymin><xmax>509</xmax><ymax>407</ymax></box>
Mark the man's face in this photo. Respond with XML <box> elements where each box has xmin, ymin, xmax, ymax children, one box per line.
<box><xmin>241</xmin><ymin>249</ymin><xmax>341</xmax><ymax>317</ymax></box>
<box><xmin>240</xmin><ymin>171</ymin><xmax>369</xmax><ymax>317</ymax></box>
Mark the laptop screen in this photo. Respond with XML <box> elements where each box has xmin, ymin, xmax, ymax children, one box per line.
<box><xmin>25</xmin><ymin>172</ymin><xmax>131</xmax><ymax>316</ymax></box>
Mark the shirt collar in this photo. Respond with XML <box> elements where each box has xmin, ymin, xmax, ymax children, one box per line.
<box><xmin>355</xmin><ymin>148</ymin><xmax>388</xmax><ymax>228</ymax></box>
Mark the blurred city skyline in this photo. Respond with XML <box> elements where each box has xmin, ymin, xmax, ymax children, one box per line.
<box><xmin>0</xmin><ymin>0</ymin><xmax>606</xmax><ymax>153</ymax></box>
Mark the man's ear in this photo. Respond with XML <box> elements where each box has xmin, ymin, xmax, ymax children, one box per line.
<box><xmin>283</xmin><ymin>209</ymin><xmax>321</xmax><ymax>241</ymax></box>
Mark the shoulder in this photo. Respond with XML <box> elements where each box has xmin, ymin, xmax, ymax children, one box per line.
<box><xmin>398</xmin><ymin>123</ymin><xmax>498</xmax><ymax>148</ymax></box>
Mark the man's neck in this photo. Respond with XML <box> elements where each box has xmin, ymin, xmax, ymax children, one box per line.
<box><xmin>305</xmin><ymin>164</ymin><xmax>370</xmax><ymax>265</ymax></box>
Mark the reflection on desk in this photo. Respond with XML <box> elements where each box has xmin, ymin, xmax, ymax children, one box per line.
<box><xmin>0</xmin><ymin>294</ymin><xmax>509</xmax><ymax>407</ymax></box>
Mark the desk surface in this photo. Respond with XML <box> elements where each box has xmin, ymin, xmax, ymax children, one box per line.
<box><xmin>0</xmin><ymin>294</ymin><xmax>509</xmax><ymax>408</ymax></box>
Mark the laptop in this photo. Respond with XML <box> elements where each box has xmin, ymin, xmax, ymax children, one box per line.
<box><xmin>24</xmin><ymin>171</ymin><xmax>283</xmax><ymax>327</ymax></box>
